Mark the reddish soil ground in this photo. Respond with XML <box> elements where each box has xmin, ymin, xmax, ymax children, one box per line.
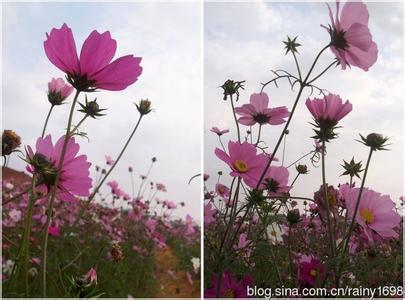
<box><xmin>154</xmin><ymin>247</ymin><xmax>200</xmax><ymax>298</ymax></box>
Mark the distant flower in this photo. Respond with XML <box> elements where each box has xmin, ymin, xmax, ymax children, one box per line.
<box><xmin>167</xmin><ymin>269</ymin><xmax>176</xmax><ymax>279</ymax></box>
<box><xmin>85</xmin><ymin>268</ymin><xmax>97</xmax><ymax>284</ymax></box>
<box><xmin>26</xmin><ymin>135</ymin><xmax>92</xmax><ymax>202</ymax></box>
<box><xmin>48</xmin><ymin>225</ymin><xmax>61</xmax><ymax>236</ymax></box>
<box><xmin>210</xmin><ymin>127</ymin><xmax>230</xmax><ymax>136</ymax></box>
<box><xmin>105</xmin><ymin>155</ymin><xmax>115</xmax><ymax>165</ymax></box>
<box><xmin>165</xmin><ymin>201</ymin><xmax>177</xmax><ymax>210</ymax></box>
<box><xmin>186</xmin><ymin>272</ymin><xmax>193</xmax><ymax>285</ymax></box>
<box><xmin>9</xmin><ymin>209</ymin><xmax>22</xmax><ymax>222</ymax></box>
<box><xmin>47</xmin><ymin>77</ymin><xmax>74</xmax><ymax>105</ymax></box>
<box><xmin>345</xmin><ymin>187</ymin><xmax>401</xmax><ymax>242</ymax></box>
<box><xmin>235</xmin><ymin>93</ymin><xmax>289</xmax><ymax>126</ymax></box>
<box><xmin>156</xmin><ymin>183</ymin><xmax>167</xmax><ymax>192</ymax></box>
<box><xmin>205</xmin><ymin>271</ymin><xmax>254</xmax><ymax>298</ymax></box>
<box><xmin>298</xmin><ymin>255</ymin><xmax>326</xmax><ymax>287</ymax></box>
<box><xmin>204</xmin><ymin>202</ymin><xmax>216</xmax><ymax>226</ymax></box>
<box><xmin>191</xmin><ymin>257</ymin><xmax>200</xmax><ymax>273</ymax></box>
<box><xmin>235</xmin><ymin>233</ymin><xmax>252</xmax><ymax>259</ymax></box>
<box><xmin>215</xmin><ymin>183</ymin><xmax>230</xmax><ymax>198</ymax></box>
<box><xmin>262</xmin><ymin>166</ymin><xmax>290</xmax><ymax>195</ymax></box>
<box><xmin>203</xmin><ymin>173</ymin><xmax>210</xmax><ymax>181</ymax></box>
<box><xmin>314</xmin><ymin>184</ymin><xmax>340</xmax><ymax>218</ymax></box>
<box><xmin>2</xmin><ymin>129</ymin><xmax>21</xmax><ymax>156</ymax></box>
<box><xmin>44</xmin><ymin>23</ymin><xmax>142</xmax><ymax>91</ymax></box>
<box><xmin>323</xmin><ymin>1</ymin><xmax>378</xmax><ymax>71</ymax></box>
<box><xmin>215</xmin><ymin>141</ymin><xmax>267</xmax><ymax>188</ymax></box>
<box><xmin>107</xmin><ymin>180</ymin><xmax>124</xmax><ymax>198</ymax></box>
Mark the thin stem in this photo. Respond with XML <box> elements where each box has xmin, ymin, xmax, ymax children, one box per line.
<box><xmin>336</xmin><ymin>148</ymin><xmax>373</xmax><ymax>284</ymax></box>
<box><xmin>255</xmin><ymin>124</ymin><xmax>262</xmax><ymax>146</ymax></box>
<box><xmin>3</xmin><ymin>186</ymin><xmax>33</xmax><ymax>205</ymax></box>
<box><xmin>218</xmin><ymin>135</ymin><xmax>226</xmax><ymax>152</ymax></box>
<box><xmin>292</xmin><ymin>50</ymin><xmax>302</xmax><ymax>81</ymax></box>
<box><xmin>86</xmin><ymin>115</ymin><xmax>144</xmax><ymax>207</ymax></box>
<box><xmin>42</xmin><ymin>89</ymin><xmax>80</xmax><ymax>297</ymax></box>
<box><xmin>230</xmin><ymin>95</ymin><xmax>240</xmax><ymax>142</ymax></box>
<box><xmin>22</xmin><ymin>176</ymin><xmax>37</xmax><ymax>297</ymax></box>
<box><xmin>281</xmin><ymin>133</ymin><xmax>287</xmax><ymax>166</ymax></box>
<box><xmin>303</xmin><ymin>44</ymin><xmax>331</xmax><ymax>84</ymax></box>
<box><xmin>307</xmin><ymin>60</ymin><xmax>338</xmax><ymax>85</ymax></box>
<box><xmin>286</xmin><ymin>151</ymin><xmax>313</xmax><ymax>168</ymax></box>
<box><xmin>290</xmin><ymin>172</ymin><xmax>300</xmax><ymax>187</ymax></box>
<box><xmin>70</xmin><ymin>114</ymin><xmax>88</xmax><ymax>136</ymax></box>
<box><xmin>41</xmin><ymin>105</ymin><xmax>54</xmax><ymax>138</ymax></box>
<box><xmin>321</xmin><ymin>140</ymin><xmax>336</xmax><ymax>258</ymax></box>
<box><xmin>137</xmin><ymin>160</ymin><xmax>153</xmax><ymax>198</ymax></box>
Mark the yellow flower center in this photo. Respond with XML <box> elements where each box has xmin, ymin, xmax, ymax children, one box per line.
<box><xmin>360</xmin><ymin>208</ymin><xmax>375</xmax><ymax>224</ymax></box>
<box><xmin>310</xmin><ymin>269</ymin><xmax>317</xmax><ymax>277</ymax></box>
<box><xmin>224</xmin><ymin>289</ymin><xmax>234</xmax><ymax>298</ymax></box>
<box><xmin>233</xmin><ymin>160</ymin><xmax>248</xmax><ymax>173</ymax></box>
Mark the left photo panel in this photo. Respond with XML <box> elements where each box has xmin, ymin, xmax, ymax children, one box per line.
<box><xmin>2</xmin><ymin>2</ymin><xmax>201</xmax><ymax>298</ymax></box>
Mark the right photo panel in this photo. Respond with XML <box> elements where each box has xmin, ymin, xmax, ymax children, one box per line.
<box><xmin>204</xmin><ymin>1</ymin><xmax>403</xmax><ymax>298</ymax></box>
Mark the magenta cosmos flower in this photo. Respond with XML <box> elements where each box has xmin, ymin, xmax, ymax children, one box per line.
<box><xmin>344</xmin><ymin>187</ymin><xmax>401</xmax><ymax>242</ymax></box>
<box><xmin>298</xmin><ymin>255</ymin><xmax>326</xmax><ymax>287</ymax></box>
<box><xmin>44</xmin><ymin>23</ymin><xmax>142</xmax><ymax>91</ymax></box>
<box><xmin>210</xmin><ymin>127</ymin><xmax>230</xmax><ymax>136</ymax></box>
<box><xmin>205</xmin><ymin>271</ymin><xmax>254</xmax><ymax>298</ymax></box>
<box><xmin>47</xmin><ymin>77</ymin><xmax>74</xmax><ymax>105</ymax></box>
<box><xmin>323</xmin><ymin>1</ymin><xmax>378</xmax><ymax>71</ymax></box>
<box><xmin>306</xmin><ymin>94</ymin><xmax>352</xmax><ymax>125</ymax></box>
<box><xmin>235</xmin><ymin>92</ymin><xmax>290</xmax><ymax>126</ymax></box>
<box><xmin>262</xmin><ymin>166</ymin><xmax>290</xmax><ymax>196</ymax></box>
<box><xmin>215</xmin><ymin>183</ymin><xmax>230</xmax><ymax>198</ymax></box>
<box><xmin>215</xmin><ymin>141</ymin><xmax>267</xmax><ymax>188</ymax></box>
<box><xmin>204</xmin><ymin>202</ymin><xmax>216</xmax><ymax>225</ymax></box>
<box><xmin>27</xmin><ymin>135</ymin><xmax>92</xmax><ymax>202</ymax></box>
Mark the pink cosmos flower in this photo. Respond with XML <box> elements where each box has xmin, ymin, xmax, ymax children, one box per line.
<box><xmin>210</xmin><ymin>127</ymin><xmax>230</xmax><ymax>136</ymax></box>
<box><xmin>306</xmin><ymin>94</ymin><xmax>352</xmax><ymax>125</ymax></box>
<box><xmin>27</xmin><ymin>135</ymin><xmax>92</xmax><ymax>202</ymax></box>
<box><xmin>186</xmin><ymin>272</ymin><xmax>193</xmax><ymax>285</ymax></box>
<box><xmin>85</xmin><ymin>268</ymin><xmax>97</xmax><ymax>284</ymax></box>
<box><xmin>235</xmin><ymin>93</ymin><xmax>290</xmax><ymax>126</ymax></box>
<box><xmin>165</xmin><ymin>201</ymin><xmax>177</xmax><ymax>210</ymax></box>
<box><xmin>215</xmin><ymin>141</ymin><xmax>267</xmax><ymax>188</ymax></box>
<box><xmin>344</xmin><ymin>187</ymin><xmax>401</xmax><ymax>242</ymax></box>
<box><xmin>298</xmin><ymin>255</ymin><xmax>326</xmax><ymax>287</ymax></box>
<box><xmin>48</xmin><ymin>225</ymin><xmax>61</xmax><ymax>236</ymax></box>
<box><xmin>262</xmin><ymin>166</ymin><xmax>290</xmax><ymax>196</ymax></box>
<box><xmin>235</xmin><ymin>233</ymin><xmax>252</xmax><ymax>259</ymax></box>
<box><xmin>323</xmin><ymin>1</ymin><xmax>378</xmax><ymax>71</ymax></box>
<box><xmin>9</xmin><ymin>209</ymin><xmax>22</xmax><ymax>222</ymax></box>
<box><xmin>44</xmin><ymin>23</ymin><xmax>142</xmax><ymax>91</ymax></box>
<box><xmin>205</xmin><ymin>272</ymin><xmax>254</xmax><ymax>298</ymax></box>
<box><xmin>204</xmin><ymin>202</ymin><xmax>216</xmax><ymax>225</ymax></box>
<box><xmin>47</xmin><ymin>77</ymin><xmax>74</xmax><ymax>105</ymax></box>
<box><xmin>215</xmin><ymin>183</ymin><xmax>230</xmax><ymax>198</ymax></box>
<box><xmin>105</xmin><ymin>155</ymin><xmax>115</xmax><ymax>166</ymax></box>
<box><xmin>156</xmin><ymin>183</ymin><xmax>167</xmax><ymax>192</ymax></box>
<box><xmin>107</xmin><ymin>180</ymin><xmax>124</xmax><ymax>198</ymax></box>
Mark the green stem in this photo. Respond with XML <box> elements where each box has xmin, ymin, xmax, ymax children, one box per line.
<box><xmin>230</xmin><ymin>94</ymin><xmax>241</xmax><ymax>142</ymax></box>
<box><xmin>255</xmin><ymin>124</ymin><xmax>262</xmax><ymax>146</ymax></box>
<box><xmin>22</xmin><ymin>176</ymin><xmax>37</xmax><ymax>297</ymax></box>
<box><xmin>41</xmin><ymin>105</ymin><xmax>54</xmax><ymax>138</ymax></box>
<box><xmin>336</xmin><ymin>148</ymin><xmax>373</xmax><ymax>285</ymax></box>
<box><xmin>321</xmin><ymin>140</ymin><xmax>336</xmax><ymax>258</ymax></box>
<box><xmin>42</xmin><ymin>89</ymin><xmax>80</xmax><ymax>297</ymax></box>
<box><xmin>70</xmin><ymin>114</ymin><xmax>88</xmax><ymax>136</ymax></box>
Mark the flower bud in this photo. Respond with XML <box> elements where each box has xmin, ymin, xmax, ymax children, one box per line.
<box><xmin>296</xmin><ymin>164</ymin><xmax>308</xmax><ymax>174</ymax></box>
<box><xmin>220</xmin><ymin>79</ymin><xmax>245</xmax><ymax>100</ymax></box>
<box><xmin>359</xmin><ymin>133</ymin><xmax>390</xmax><ymax>151</ymax></box>
<box><xmin>283</xmin><ymin>36</ymin><xmax>301</xmax><ymax>55</ymax></box>
<box><xmin>286</xmin><ymin>208</ymin><xmax>301</xmax><ymax>225</ymax></box>
<box><xmin>340</xmin><ymin>157</ymin><xmax>363</xmax><ymax>179</ymax></box>
<box><xmin>136</xmin><ymin>99</ymin><xmax>152</xmax><ymax>115</ymax></box>
<box><xmin>78</xmin><ymin>96</ymin><xmax>106</xmax><ymax>119</ymax></box>
<box><xmin>2</xmin><ymin>129</ymin><xmax>21</xmax><ymax>156</ymax></box>
<box><xmin>47</xmin><ymin>78</ymin><xmax>74</xmax><ymax>105</ymax></box>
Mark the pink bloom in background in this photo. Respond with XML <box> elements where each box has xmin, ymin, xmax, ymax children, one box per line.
<box><xmin>298</xmin><ymin>255</ymin><xmax>326</xmax><ymax>287</ymax></box>
<box><xmin>105</xmin><ymin>155</ymin><xmax>115</xmax><ymax>165</ymax></box>
<box><xmin>323</xmin><ymin>1</ymin><xmax>378</xmax><ymax>71</ymax></box>
<box><xmin>215</xmin><ymin>183</ymin><xmax>230</xmax><ymax>198</ymax></box>
<box><xmin>48</xmin><ymin>225</ymin><xmax>60</xmax><ymax>236</ymax></box>
<box><xmin>210</xmin><ymin>127</ymin><xmax>230</xmax><ymax>136</ymax></box>
<box><xmin>205</xmin><ymin>272</ymin><xmax>254</xmax><ymax>298</ymax></box>
<box><xmin>165</xmin><ymin>201</ymin><xmax>177</xmax><ymax>210</ymax></box>
<box><xmin>167</xmin><ymin>269</ymin><xmax>176</xmax><ymax>279</ymax></box>
<box><xmin>186</xmin><ymin>272</ymin><xmax>193</xmax><ymax>285</ymax></box>
<box><xmin>235</xmin><ymin>93</ymin><xmax>290</xmax><ymax>126</ymax></box>
<box><xmin>306</xmin><ymin>93</ymin><xmax>352</xmax><ymax>125</ymax></box>
<box><xmin>235</xmin><ymin>233</ymin><xmax>252</xmax><ymax>259</ymax></box>
<box><xmin>344</xmin><ymin>187</ymin><xmax>401</xmax><ymax>242</ymax></box>
<box><xmin>47</xmin><ymin>77</ymin><xmax>74</xmax><ymax>105</ymax></box>
<box><xmin>27</xmin><ymin>135</ymin><xmax>92</xmax><ymax>202</ymax></box>
<box><xmin>85</xmin><ymin>268</ymin><xmax>97</xmax><ymax>284</ymax></box>
<box><xmin>9</xmin><ymin>209</ymin><xmax>22</xmax><ymax>222</ymax></box>
<box><xmin>107</xmin><ymin>180</ymin><xmax>124</xmax><ymax>198</ymax></box>
<box><xmin>204</xmin><ymin>202</ymin><xmax>216</xmax><ymax>225</ymax></box>
<box><xmin>262</xmin><ymin>166</ymin><xmax>290</xmax><ymax>195</ymax></box>
<box><xmin>215</xmin><ymin>141</ymin><xmax>267</xmax><ymax>188</ymax></box>
<box><xmin>44</xmin><ymin>23</ymin><xmax>142</xmax><ymax>91</ymax></box>
<box><xmin>156</xmin><ymin>183</ymin><xmax>167</xmax><ymax>192</ymax></box>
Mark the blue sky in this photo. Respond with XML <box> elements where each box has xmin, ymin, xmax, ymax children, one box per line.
<box><xmin>2</xmin><ymin>2</ymin><xmax>202</xmax><ymax>222</ymax></box>
<box><xmin>204</xmin><ymin>1</ymin><xmax>404</xmax><ymax>205</ymax></box>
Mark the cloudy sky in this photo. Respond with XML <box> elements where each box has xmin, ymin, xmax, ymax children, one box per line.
<box><xmin>204</xmin><ymin>2</ymin><xmax>404</xmax><ymax>205</ymax></box>
<box><xmin>2</xmin><ymin>2</ymin><xmax>202</xmax><ymax>222</ymax></box>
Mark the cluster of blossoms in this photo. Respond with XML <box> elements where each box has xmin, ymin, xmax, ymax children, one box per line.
<box><xmin>204</xmin><ymin>1</ymin><xmax>402</xmax><ymax>297</ymax></box>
